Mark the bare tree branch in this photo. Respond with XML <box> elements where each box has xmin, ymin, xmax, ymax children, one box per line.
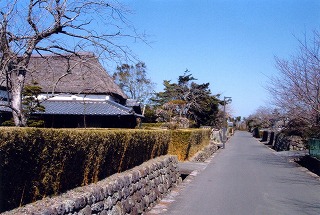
<box><xmin>267</xmin><ymin>30</ymin><xmax>320</xmax><ymax>126</ymax></box>
<box><xmin>0</xmin><ymin>0</ymin><xmax>144</xmax><ymax>126</ymax></box>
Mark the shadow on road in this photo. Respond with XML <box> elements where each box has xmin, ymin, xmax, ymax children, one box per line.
<box><xmin>279</xmin><ymin>198</ymin><xmax>320</xmax><ymax>215</ymax></box>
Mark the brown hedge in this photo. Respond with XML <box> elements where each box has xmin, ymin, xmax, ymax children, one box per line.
<box><xmin>0</xmin><ymin>127</ymin><xmax>210</xmax><ymax>212</ymax></box>
<box><xmin>168</xmin><ymin>129</ymin><xmax>211</xmax><ymax>161</ymax></box>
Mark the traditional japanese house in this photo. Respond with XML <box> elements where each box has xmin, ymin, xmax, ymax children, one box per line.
<box><xmin>0</xmin><ymin>53</ymin><xmax>142</xmax><ymax>128</ymax></box>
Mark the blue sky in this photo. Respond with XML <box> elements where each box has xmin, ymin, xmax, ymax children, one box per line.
<box><xmin>116</xmin><ymin>0</ymin><xmax>320</xmax><ymax>117</ymax></box>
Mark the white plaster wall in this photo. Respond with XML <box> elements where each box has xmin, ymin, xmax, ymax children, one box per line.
<box><xmin>38</xmin><ymin>93</ymin><xmax>114</xmax><ymax>102</ymax></box>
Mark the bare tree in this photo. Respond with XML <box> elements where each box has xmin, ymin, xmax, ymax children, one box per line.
<box><xmin>0</xmin><ymin>0</ymin><xmax>141</xmax><ymax>126</ymax></box>
<box><xmin>246</xmin><ymin>106</ymin><xmax>274</xmax><ymax>129</ymax></box>
<box><xmin>112</xmin><ymin>62</ymin><xmax>155</xmax><ymax>104</ymax></box>
<box><xmin>267</xmin><ymin>30</ymin><xmax>320</xmax><ymax>127</ymax></box>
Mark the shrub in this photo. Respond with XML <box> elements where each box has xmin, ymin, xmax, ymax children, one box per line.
<box><xmin>141</xmin><ymin>122</ymin><xmax>163</xmax><ymax>128</ymax></box>
<box><xmin>0</xmin><ymin>128</ymin><xmax>169</xmax><ymax>212</ymax></box>
<box><xmin>168</xmin><ymin>129</ymin><xmax>211</xmax><ymax>161</ymax></box>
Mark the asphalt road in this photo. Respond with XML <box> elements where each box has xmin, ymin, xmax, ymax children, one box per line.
<box><xmin>162</xmin><ymin>131</ymin><xmax>320</xmax><ymax>215</ymax></box>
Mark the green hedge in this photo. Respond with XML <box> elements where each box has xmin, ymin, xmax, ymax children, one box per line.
<box><xmin>0</xmin><ymin>127</ymin><xmax>210</xmax><ymax>212</ymax></box>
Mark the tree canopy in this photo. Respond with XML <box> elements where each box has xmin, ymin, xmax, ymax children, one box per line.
<box><xmin>152</xmin><ymin>70</ymin><xmax>220</xmax><ymax>128</ymax></box>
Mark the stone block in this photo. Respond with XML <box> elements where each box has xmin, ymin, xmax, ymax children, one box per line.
<box><xmin>109</xmin><ymin>182</ymin><xmax>118</xmax><ymax>194</ymax></box>
<box><xmin>149</xmin><ymin>190</ymin><xmax>157</xmax><ymax>202</ymax></box>
<box><xmin>132</xmin><ymin>170</ymin><xmax>140</xmax><ymax>183</ymax></box>
<box><xmin>136</xmin><ymin>181</ymin><xmax>142</xmax><ymax>190</ymax></box>
<box><xmin>122</xmin><ymin>175</ymin><xmax>130</xmax><ymax>187</ymax></box>
<box><xmin>163</xmin><ymin>158</ymin><xmax>170</xmax><ymax>167</ymax></box>
<box><xmin>78</xmin><ymin>205</ymin><xmax>91</xmax><ymax>215</ymax></box>
<box><xmin>154</xmin><ymin>187</ymin><xmax>161</xmax><ymax>198</ymax></box>
<box><xmin>116</xmin><ymin>178</ymin><xmax>124</xmax><ymax>190</ymax></box>
<box><xmin>50</xmin><ymin>202</ymin><xmax>66</xmax><ymax>215</ymax></box>
<box><xmin>108</xmin><ymin>203</ymin><xmax>122</xmax><ymax>215</ymax></box>
<box><xmin>130</xmin><ymin>206</ymin><xmax>138</xmax><ymax>215</ymax></box>
<box><xmin>138</xmin><ymin>168</ymin><xmax>147</xmax><ymax>178</ymax></box>
<box><xmin>158</xmin><ymin>184</ymin><xmax>165</xmax><ymax>194</ymax></box>
<box><xmin>148</xmin><ymin>172</ymin><xmax>155</xmax><ymax>180</ymax></box>
<box><xmin>91</xmin><ymin>186</ymin><xmax>104</xmax><ymax>202</ymax></box>
<box><xmin>91</xmin><ymin>201</ymin><xmax>104</xmax><ymax>213</ymax></box>
<box><xmin>135</xmin><ymin>202</ymin><xmax>144</xmax><ymax>214</ymax></box>
<box><xmin>132</xmin><ymin>191</ymin><xmax>142</xmax><ymax>203</ymax></box>
<box><xmin>104</xmin><ymin>196</ymin><xmax>113</xmax><ymax>210</ymax></box>
<box><xmin>64</xmin><ymin>200</ymin><xmax>76</xmax><ymax>213</ymax></box>
<box><xmin>103</xmin><ymin>184</ymin><xmax>113</xmax><ymax>198</ymax></box>
<box><xmin>150</xmin><ymin>163</ymin><xmax>156</xmax><ymax>172</ymax></box>
<box><xmin>154</xmin><ymin>177</ymin><xmax>160</xmax><ymax>186</ymax></box>
<box><xmin>121</xmin><ymin>199</ymin><xmax>131</xmax><ymax>214</ymax></box>
<box><xmin>144</xmin><ymin>166</ymin><xmax>150</xmax><ymax>175</ymax></box>
<box><xmin>140</xmin><ymin>177</ymin><xmax>147</xmax><ymax>187</ymax></box>
<box><xmin>122</xmin><ymin>187</ymin><xmax>130</xmax><ymax>199</ymax></box>
<box><xmin>140</xmin><ymin>187</ymin><xmax>146</xmax><ymax>197</ymax></box>
<box><xmin>143</xmin><ymin>195</ymin><xmax>150</xmax><ymax>208</ymax></box>
<box><xmin>41</xmin><ymin>207</ymin><xmax>57</xmax><ymax>215</ymax></box>
<box><xmin>261</xmin><ymin>131</ymin><xmax>268</xmax><ymax>142</ymax></box>
<box><xmin>128</xmin><ymin>184</ymin><xmax>135</xmax><ymax>195</ymax></box>
<box><xmin>74</xmin><ymin>196</ymin><xmax>86</xmax><ymax>210</ymax></box>
<box><xmin>160</xmin><ymin>168</ymin><xmax>166</xmax><ymax>175</ymax></box>
<box><xmin>111</xmin><ymin>193</ymin><xmax>118</xmax><ymax>206</ymax></box>
<box><xmin>99</xmin><ymin>210</ymin><xmax>109</xmax><ymax>215</ymax></box>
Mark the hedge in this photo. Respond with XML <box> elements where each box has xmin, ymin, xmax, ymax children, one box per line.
<box><xmin>168</xmin><ymin>129</ymin><xmax>211</xmax><ymax>161</ymax></box>
<box><xmin>0</xmin><ymin>127</ymin><xmax>211</xmax><ymax>212</ymax></box>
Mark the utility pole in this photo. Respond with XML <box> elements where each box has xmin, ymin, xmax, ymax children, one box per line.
<box><xmin>222</xmin><ymin>96</ymin><xmax>232</xmax><ymax>148</ymax></box>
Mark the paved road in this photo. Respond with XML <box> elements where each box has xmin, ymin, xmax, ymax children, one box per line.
<box><xmin>161</xmin><ymin>131</ymin><xmax>320</xmax><ymax>215</ymax></box>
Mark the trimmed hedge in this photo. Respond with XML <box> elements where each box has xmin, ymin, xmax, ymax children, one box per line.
<box><xmin>0</xmin><ymin>127</ymin><xmax>210</xmax><ymax>212</ymax></box>
<box><xmin>141</xmin><ymin>123</ymin><xmax>163</xmax><ymax>128</ymax></box>
<box><xmin>168</xmin><ymin>129</ymin><xmax>211</xmax><ymax>161</ymax></box>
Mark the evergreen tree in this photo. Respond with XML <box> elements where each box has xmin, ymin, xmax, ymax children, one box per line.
<box><xmin>153</xmin><ymin>70</ymin><xmax>220</xmax><ymax>127</ymax></box>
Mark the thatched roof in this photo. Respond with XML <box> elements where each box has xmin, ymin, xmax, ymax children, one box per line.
<box><xmin>25</xmin><ymin>53</ymin><xmax>127</xmax><ymax>99</ymax></box>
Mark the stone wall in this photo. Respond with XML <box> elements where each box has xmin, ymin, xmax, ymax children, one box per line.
<box><xmin>3</xmin><ymin>155</ymin><xmax>181</xmax><ymax>215</ymax></box>
<box><xmin>252</xmin><ymin>127</ymin><xmax>260</xmax><ymax>138</ymax></box>
<box><xmin>261</xmin><ymin>130</ymin><xmax>268</xmax><ymax>142</ymax></box>
<box><xmin>272</xmin><ymin>133</ymin><xmax>306</xmax><ymax>151</ymax></box>
<box><xmin>267</xmin><ymin>131</ymin><xmax>275</xmax><ymax>145</ymax></box>
<box><xmin>191</xmin><ymin>141</ymin><xmax>219</xmax><ymax>162</ymax></box>
<box><xmin>255</xmin><ymin>131</ymin><xmax>306</xmax><ymax>151</ymax></box>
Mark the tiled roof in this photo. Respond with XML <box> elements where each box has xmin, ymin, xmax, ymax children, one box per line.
<box><xmin>0</xmin><ymin>100</ymin><xmax>144</xmax><ymax>117</ymax></box>
<box><xmin>34</xmin><ymin>100</ymin><xmax>136</xmax><ymax>116</ymax></box>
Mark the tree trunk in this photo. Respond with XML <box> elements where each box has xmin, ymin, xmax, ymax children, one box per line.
<box><xmin>10</xmin><ymin>69</ymin><xmax>27</xmax><ymax>127</ymax></box>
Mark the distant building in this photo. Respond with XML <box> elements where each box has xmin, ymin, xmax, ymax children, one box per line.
<box><xmin>0</xmin><ymin>53</ymin><xmax>142</xmax><ymax>128</ymax></box>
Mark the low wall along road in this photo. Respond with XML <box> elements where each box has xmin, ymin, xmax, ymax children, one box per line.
<box><xmin>3</xmin><ymin>156</ymin><xmax>181</xmax><ymax>215</ymax></box>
